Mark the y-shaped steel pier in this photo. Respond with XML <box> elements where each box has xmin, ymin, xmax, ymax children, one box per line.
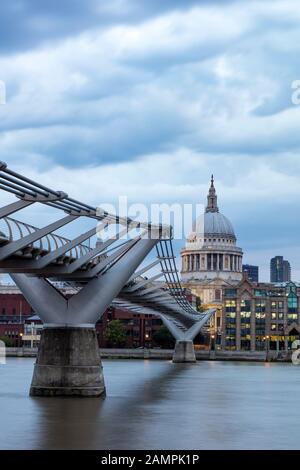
<box><xmin>0</xmin><ymin>161</ymin><xmax>215</xmax><ymax>397</ymax></box>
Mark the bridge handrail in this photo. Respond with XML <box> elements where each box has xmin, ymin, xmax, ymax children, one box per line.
<box><xmin>0</xmin><ymin>161</ymin><xmax>171</xmax><ymax>237</ymax></box>
<box><xmin>0</xmin><ymin>161</ymin><xmax>199</xmax><ymax>318</ymax></box>
<box><xmin>0</xmin><ymin>216</ymin><xmax>91</xmax><ymax>259</ymax></box>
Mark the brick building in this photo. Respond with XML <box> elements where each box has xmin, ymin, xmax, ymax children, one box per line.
<box><xmin>0</xmin><ymin>285</ymin><xmax>33</xmax><ymax>346</ymax></box>
<box><xmin>0</xmin><ymin>284</ymin><xmax>198</xmax><ymax>348</ymax></box>
<box><xmin>21</xmin><ymin>308</ymin><xmax>164</xmax><ymax>349</ymax></box>
<box><xmin>96</xmin><ymin>307</ymin><xmax>163</xmax><ymax>348</ymax></box>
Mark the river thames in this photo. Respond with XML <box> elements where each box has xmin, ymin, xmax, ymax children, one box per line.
<box><xmin>1</xmin><ymin>358</ymin><xmax>300</xmax><ymax>450</ymax></box>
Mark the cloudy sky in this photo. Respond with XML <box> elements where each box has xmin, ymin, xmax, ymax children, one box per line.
<box><xmin>0</xmin><ymin>0</ymin><xmax>300</xmax><ymax>281</ymax></box>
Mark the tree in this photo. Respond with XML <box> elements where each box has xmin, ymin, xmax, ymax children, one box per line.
<box><xmin>196</xmin><ymin>296</ymin><xmax>205</xmax><ymax>312</ymax></box>
<box><xmin>0</xmin><ymin>336</ymin><xmax>14</xmax><ymax>347</ymax></box>
<box><xmin>105</xmin><ymin>320</ymin><xmax>127</xmax><ymax>347</ymax></box>
<box><xmin>152</xmin><ymin>326</ymin><xmax>175</xmax><ymax>349</ymax></box>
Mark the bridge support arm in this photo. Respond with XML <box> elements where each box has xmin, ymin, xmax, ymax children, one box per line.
<box><xmin>160</xmin><ymin>309</ymin><xmax>215</xmax><ymax>363</ymax></box>
<box><xmin>10</xmin><ymin>274</ymin><xmax>67</xmax><ymax>325</ymax></box>
<box><xmin>69</xmin><ymin>237</ymin><xmax>158</xmax><ymax>325</ymax></box>
<box><xmin>11</xmin><ymin>235</ymin><xmax>158</xmax><ymax>397</ymax></box>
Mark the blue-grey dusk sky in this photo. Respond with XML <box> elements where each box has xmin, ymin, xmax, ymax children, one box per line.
<box><xmin>0</xmin><ymin>0</ymin><xmax>300</xmax><ymax>281</ymax></box>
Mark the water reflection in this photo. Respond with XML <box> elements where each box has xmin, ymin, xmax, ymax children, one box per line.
<box><xmin>1</xmin><ymin>359</ymin><xmax>300</xmax><ymax>449</ymax></box>
<box><xmin>32</xmin><ymin>361</ymin><xmax>189</xmax><ymax>449</ymax></box>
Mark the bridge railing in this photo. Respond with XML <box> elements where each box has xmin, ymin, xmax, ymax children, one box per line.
<box><xmin>0</xmin><ymin>160</ymin><xmax>201</xmax><ymax>321</ymax></box>
<box><xmin>0</xmin><ymin>216</ymin><xmax>91</xmax><ymax>260</ymax></box>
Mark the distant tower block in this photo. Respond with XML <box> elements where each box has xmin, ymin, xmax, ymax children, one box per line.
<box><xmin>270</xmin><ymin>256</ymin><xmax>291</xmax><ymax>283</ymax></box>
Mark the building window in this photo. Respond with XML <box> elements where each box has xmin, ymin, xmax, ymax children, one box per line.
<box><xmin>255</xmin><ymin>301</ymin><xmax>266</xmax><ymax>350</ymax></box>
<box><xmin>255</xmin><ymin>336</ymin><xmax>265</xmax><ymax>351</ymax></box>
<box><xmin>288</xmin><ymin>313</ymin><xmax>298</xmax><ymax>322</ymax></box>
<box><xmin>225</xmin><ymin>336</ymin><xmax>236</xmax><ymax>350</ymax></box>
<box><xmin>241</xmin><ymin>299</ymin><xmax>251</xmax><ymax>312</ymax></box>
<box><xmin>225</xmin><ymin>299</ymin><xmax>236</xmax><ymax>350</ymax></box>
<box><xmin>287</xmin><ymin>294</ymin><xmax>298</xmax><ymax>313</ymax></box>
<box><xmin>207</xmin><ymin>254</ymin><xmax>212</xmax><ymax>270</ymax></box>
<box><xmin>225</xmin><ymin>300</ymin><xmax>236</xmax><ymax>313</ymax></box>
<box><xmin>213</xmin><ymin>254</ymin><xmax>218</xmax><ymax>270</ymax></box>
<box><xmin>255</xmin><ymin>290</ymin><xmax>266</xmax><ymax>297</ymax></box>
<box><xmin>215</xmin><ymin>289</ymin><xmax>221</xmax><ymax>301</ymax></box>
<box><xmin>240</xmin><ymin>300</ymin><xmax>251</xmax><ymax>350</ymax></box>
<box><xmin>256</xmin><ymin>301</ymin><xmax>266</xmax><ymax>314</ymax></box>
<box><xmin>224</xmin><ymin>289</ymin><xmax>237</xmax><ymax>298</ymax></box>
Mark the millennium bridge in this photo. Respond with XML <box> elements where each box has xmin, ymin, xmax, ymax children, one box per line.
<box><xmin>0</xmin><ymin>161</ymin><xmax>214</xmax><ymax>397</ymax></box>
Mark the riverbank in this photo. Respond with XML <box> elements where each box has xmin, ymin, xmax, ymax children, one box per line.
<box><xmin>5</xmin><ymin>347</ymin><xmax>292</xmax><ymax>362</ymax></box>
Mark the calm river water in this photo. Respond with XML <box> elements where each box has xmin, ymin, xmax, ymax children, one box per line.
<box><xmin>1</xmin><ymin>358</ymin><xmax>300</xmax><ymax>449</ymax></box>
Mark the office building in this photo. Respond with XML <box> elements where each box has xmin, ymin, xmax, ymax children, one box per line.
<box><xmin>270</xmin><ymin>256</ymin><xmax>291</xmax><ymax>283</ymax></box>
<box><xmin>242</xmin><ymin>264</ymin><xmax>259</xmax><ymax>282</ymax></box>
<box><xmin>222</xmin><ymin>276</ymin><xmax>299</xmax><ymax>352</ymax></box>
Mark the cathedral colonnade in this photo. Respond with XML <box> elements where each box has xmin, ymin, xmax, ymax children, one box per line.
<box><xmin>182</xmin><ymin>253</ymin><xmax>243</xmax><ymax>274</ymax></box>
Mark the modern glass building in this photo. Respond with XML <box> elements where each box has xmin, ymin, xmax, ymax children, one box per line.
<box><xmin>270</xmin><ymin>256</ymin><xmax>291</xmax><ymax>282</ymax></box>
<box><xmin>242</xmin><ymin>264</ymin><xmax>259</xmax><ymax>282</ymax></box>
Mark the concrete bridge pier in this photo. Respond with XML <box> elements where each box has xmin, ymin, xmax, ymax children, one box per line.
<box><xmin>30</xmin><ymin>327</ymin><xmax>105</xmax><ymax>397</ymax></box>
<box><xmin>172</xmin><ymin>340</ymin><xmax>196</xmax><ymax>363</ymax></box>
<box><xmin>160</xmin><ymin>314</ymin><xmax>212</xmax><ymax>364</ymax></box>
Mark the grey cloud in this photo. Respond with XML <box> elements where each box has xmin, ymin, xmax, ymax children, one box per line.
<box><xmin>0</xmin><ymin>0</ymin><xmax>236</xmax><ymax>54</ymax></box>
